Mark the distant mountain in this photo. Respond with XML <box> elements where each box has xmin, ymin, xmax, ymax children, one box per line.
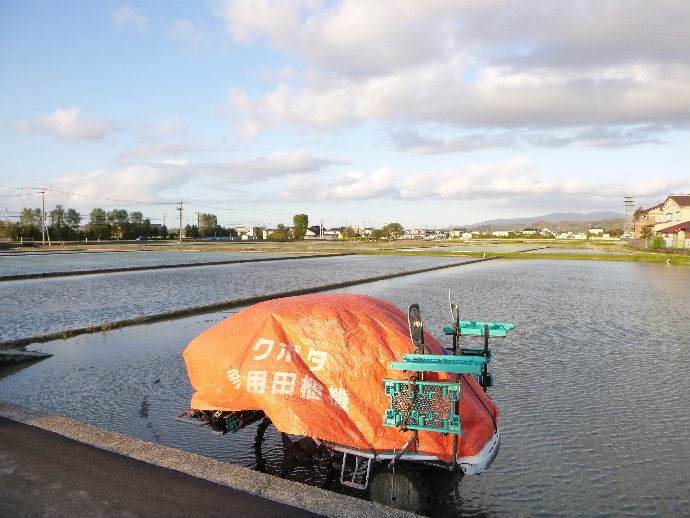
<box><xmin>465</xmin><ymin>211</ymin><xmax>625</xmax><ymax>232</ymax></box>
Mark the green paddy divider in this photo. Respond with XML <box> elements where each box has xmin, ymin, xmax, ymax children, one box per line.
<box><xmin>0</xmin><ymin>252</ymin><xmax>353</xmax><ymax>282</ymax></box>
<box><xmin>0</xmin><ymin>257</ymin><xmax>494</xmax><ymax>349</ymax></box>
<box><xmin>353</xmin><ymin>248</ymin><xmax>690</xmax><ymax>265</ymax></box>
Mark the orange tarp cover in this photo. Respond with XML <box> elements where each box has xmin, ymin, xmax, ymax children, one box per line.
<box><xmin>183</xmin><ymin>294</ymin><xmax>499</xmax><ymax>461</ymax></box>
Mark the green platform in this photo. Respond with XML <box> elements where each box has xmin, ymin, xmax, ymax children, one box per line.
<box><xmin>443</xmin><ymin>320</ymin><xmax>516</xmax><ymax>337</ymax></box>
<box><xmin>390</xmin><ymin>353</ymin><xmax>488</xmax><ymax>375</ymax></box>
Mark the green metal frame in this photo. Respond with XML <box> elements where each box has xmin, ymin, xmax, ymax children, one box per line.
<box><xmin>443</xmin><ymin>320</ymin><xmax>516</xmax><ymax>337</ymax></box>
<box><xmin>390</xmin><ymin>353</ymin><xmax>488</xmax><ymax>375</ymax></box>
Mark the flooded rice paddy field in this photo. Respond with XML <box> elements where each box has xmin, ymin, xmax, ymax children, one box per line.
<box><xmin>1</xmin><ymin>258</ymin><xmax>688</xmax><ymax>516</ymax></box>
<box><xmin>0</xmin><ymin>249</ymin><xmax>291</xmax><ymax>276</ymax></box>
<box><xmin>0</xmin><ymin>254</ymin><xmax>471</xmax><ymax>342</ymax></box>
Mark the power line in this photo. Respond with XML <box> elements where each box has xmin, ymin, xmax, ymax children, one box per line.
<box><xmin>0</xmin><ymin>186</ymin><xmax>179</xmax><ymax>206</ymax></box>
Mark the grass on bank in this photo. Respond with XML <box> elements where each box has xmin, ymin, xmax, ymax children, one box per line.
<box><xmin>355</xmin><ymin>248</ymin><xmax>690</xmax><ymax>265</ymax></box>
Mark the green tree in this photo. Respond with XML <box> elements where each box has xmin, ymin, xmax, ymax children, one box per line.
<box><xmin>107</xmin><ymin>209</ymin><xmax>129</xmax><ymax>238</ymax></box>
<box><xmin>129</xmin><ymin>211</ymin><xmax>144</xmax><ymax>225</ymax></box>
<box><xmin>268</xmin><ymin>224</ymin><xmax>291</xmax><ymax>241</ymax></box>
<box><xmin>65</xmin><ymin>208</ymin><xmax>82</xmax><ymax>229</ymax></box>
<box><xmin>89</xmin><ymin>208</ymin><xmax>111</xmax><ymax>239</ymax></box>
<box><xmin>0</xmin><ymin>221</ymin><xmax>19</xmax><ymax>239</ymax></box>
<box><xmin>18</xmin><ymin>208</ymin><xmax>42</xmax><ymax>239</ymax></box>
<box><xmin>90</xmin><ymin>208</ymin><xmax>107</xmax><ymax>225</ymax></box>
<box><xmin>651</xmin><ymin>236</ymin><xmax>664</xmax><ymax>249</ymax></box>
<box><xmin>640</xmin><ymin>224</ymin><xmax>654</xmax><ymax>240</ymax></box>
<box><xmin>198</xmin><ymin>213</ymin><xmax>218</xmax><ymax>237</ymax></box>
<box><xmin>185</xmin><ymin>224</ymin><xmax>200</xmax><ymax>239</ymax></box>
<box><xmin>381</xmin><ymin>222</ymin><xmax>404</xmax><ymax>239</ymax></box>
<box><xmin>341</xmin><ymin>226</ymin><xmax>359</xmax><ymax>239</ymax></box>
<box><xmin>254</xmin><ymin>227</ymin><xmax>264</xmax><ymax>240</ymax></box>
<box><xmin>19</xmin><ymin>207</ymin><xmax>41</xmax><ymax>227</ymax></box>
<box><xmin>49</xmin><ymin>205</ymin><xmax>66</xmax><ymax>238</ymax></box>
<box><xmin>292</xmin><ymin>214</ymin><xmax>308</xmax><ymax>239</ymax></box>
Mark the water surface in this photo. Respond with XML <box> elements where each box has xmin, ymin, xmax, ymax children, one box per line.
<box><xmin>1</xmin><ymin>259</ymin><xmax>688</xmax><ymax>516</ymax></box>
<box><xmin>1</xmin><ymin>255</ymin><xmax>470</xmax><ymax>342</ymax></box>
<box><xmin>0</xmin><ymin>250</ymin><xmax>289</xmax><ymax>276</ymax></box>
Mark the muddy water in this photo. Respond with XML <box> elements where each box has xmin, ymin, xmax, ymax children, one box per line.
<box><xmin>1</xmin><ymin>259</ymin><xmax>688</xmax><ymax>516</ymax></box>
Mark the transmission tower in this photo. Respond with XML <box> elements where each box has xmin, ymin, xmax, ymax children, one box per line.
<box><xmin>623</xmin><ymin>196</ymin><xmax>634</xmax><ymax>238</ymax></box>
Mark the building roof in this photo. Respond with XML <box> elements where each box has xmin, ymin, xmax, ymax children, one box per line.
<box><xmin>669</xmin><ymin>195</ymin><xmax>690</xmax><ymax>207</ymax></box>
<box><xmin>657</xmin><ymin>221</ymin><xmax>690</xmax><ymax>233</ymax></box>
<box><xmin>639</xmin><ymin>201</ymin><xmax>664</xmax><ymax>213</ymax></box>
<box><xmin>641</xmin><ymin>194</ymin><xmax>690</xmax><ymax>213</ymax></box>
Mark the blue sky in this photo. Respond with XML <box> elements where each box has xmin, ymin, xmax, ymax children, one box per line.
<box><xmin>1</xmin><ymin>1</ymin><xmax>689</xmax><ymax>229</ymax></box>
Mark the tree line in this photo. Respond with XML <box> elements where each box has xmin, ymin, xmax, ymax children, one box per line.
<box><xmin>0</xmin><ymin>206</ymin><xmax>168</xmax><ymax>241</ymax></box>
<box><xmin>266</xmin><ymin>214</ymin><xmax>404</xmax><ymax>241</ymax></box>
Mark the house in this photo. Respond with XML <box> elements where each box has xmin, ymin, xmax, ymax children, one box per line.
<box><xmin>521</xmin><ymin>228</ymin><xmax>538</xmax><ymax>236</ymax></box>
<box><xmin>540</xmin><ymin>228</ymin><xmax>556</xmax><ymax>237</ymax></box>
<box><xmin>588</xmin><ymin>228</ymin><xmax>604</xmax><ymax>236</ymax></box>
<box><xmin>323</xmin><ymin>227</ymin><xmax>344</xmax><ymax>239</ymax></box>
<box><xmin>657</xmin><ymin>221</ymin><xmax>690</xmax><ymax>249</ymax></box>
<box><xmin>304</xmin><ymin>225</ymin><xmax>323</xmax><ymax>239</ymax></box>
<box><xmin>491</xmin><ymin>231</ymin><xmax>512</xmax><ymax>237</ymax></box>
<box><xmin>234</xmin><ymin>226</ymin><xmax>266</xmax><ymax>240</ymax></box>
<box><xmin>556</xmin><ymin>231</ymin><xmax>587</xmax><ymax>240</ymax></box>
<box><xmin>634</xmin><ymin>195</ymin><xmax>690</xmax><ymax>239</ymax></box>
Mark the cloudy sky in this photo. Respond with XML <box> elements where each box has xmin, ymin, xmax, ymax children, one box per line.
<box><xmin>1</xmin><ymin>1</ymin><xmax>689</xmax><ymax>228</ymax></box>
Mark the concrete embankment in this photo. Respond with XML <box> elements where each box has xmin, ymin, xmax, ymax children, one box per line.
<box><xmin>0</xmin><ymin>257</ymin><xmax>495</xmax><ymax>349</ymax></box>
<box><xmin>0</xmin><ymin>402</ymin><xmax>415</xmax><ymax>518</ymax></box>
<box><xmin>0</xmin><ymin>252</ymin><xmax>352</xmax><ymax>282</ymax></box>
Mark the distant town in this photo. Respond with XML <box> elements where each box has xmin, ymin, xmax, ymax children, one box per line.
<box><xmin>1</xmin><ymin>193</ymin><xmax>688</xmax><ymax>250</ymax></box>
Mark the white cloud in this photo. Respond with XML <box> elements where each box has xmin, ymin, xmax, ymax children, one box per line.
<box><xmin>16</xmin><ymin>108</ymin><xmax>116</xmax><ymax>141</ymax></box>
<box><xmin>391</xmin><ymin>124</ymin><xmax>674</xmax><ymax>154</ymax></box>
<box><xmin>217</xmin><ymin>1</ymin><xmax>690</xmax><ymax>139</ymax></box>
<box><xmin>113</xmin><ymin>5</ymin><xmax>148</xmax><ymax>31</ymax></box>
<box><xmin>51</xmin><ymin>166</ymin><xmax>190</xmax><ymax>206</ymax></box>
<box><xmin>169</xmin><ymin>20</ymin><xmax>205</xmax><ymax>48</ymax></box>
<box><xmin>397</xmin><ymin>159</ymin><xmax>690</xmax><ymax>201</ymax></box>
<box><xmin>119</xmin><ymin>118</ymin><xmax>213</xmax><ymax>161</ymax></box>
<box><xmin>278</xmin><ymin>158</ymin><xmax>689</xmax><ymax>204</ymax></box>
<box><xmin>218</xmin><ymin>1</ymin><xmax>689</xmax><ymax>77</ymax></box>
<box><xmin>229</xmin><ymin>62</ymin><xmax>690</xmax><ymax>138</ymax></box>
<box><xmin>179</xmin><ymin>149</ymin><xmax>345</xmax><ymax>182</ymax></box>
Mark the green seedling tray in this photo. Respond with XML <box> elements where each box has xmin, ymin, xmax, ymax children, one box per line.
<box><xmin>383</xmin><ymin>380</ymin><xmax>462</xmax><ymax>434</ymax></box>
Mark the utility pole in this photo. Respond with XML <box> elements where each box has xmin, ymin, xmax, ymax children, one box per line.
<box><xmin>39</xmin><ymin>187</ymin><xmax>46</xmax><ymax>245</ymax></box>
<box><xmin>177</xmin><ymin>202</ymin><xmax>183</xmax><ymax>242</ymax></box>
<box><xmin>163</xmin><ymin>214</ymin><xmax>166</xmax><ymax>227</ymax></box>
<box><xmin>196</xmin><ymin>211</ymin><xmax>200</xmax><ymax>236</ymax></box>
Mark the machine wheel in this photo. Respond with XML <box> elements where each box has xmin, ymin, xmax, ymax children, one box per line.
<box><xmin>369</xmin><ymin>463</ymin><xmax>432</xmax><ymax>514</ymax></box>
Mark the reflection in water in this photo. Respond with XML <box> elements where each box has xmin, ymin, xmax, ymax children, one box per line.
<box><xmin>1</xmin><ymin>259</ymin><xmax>688</xmax><ymax>516</ymax></box>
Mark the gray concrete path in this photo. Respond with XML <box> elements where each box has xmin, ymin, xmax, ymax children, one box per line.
<box><xmin>0</xmin><ymin>416</ymin><xmax>318</xmax><ymax>518</ymax></box>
